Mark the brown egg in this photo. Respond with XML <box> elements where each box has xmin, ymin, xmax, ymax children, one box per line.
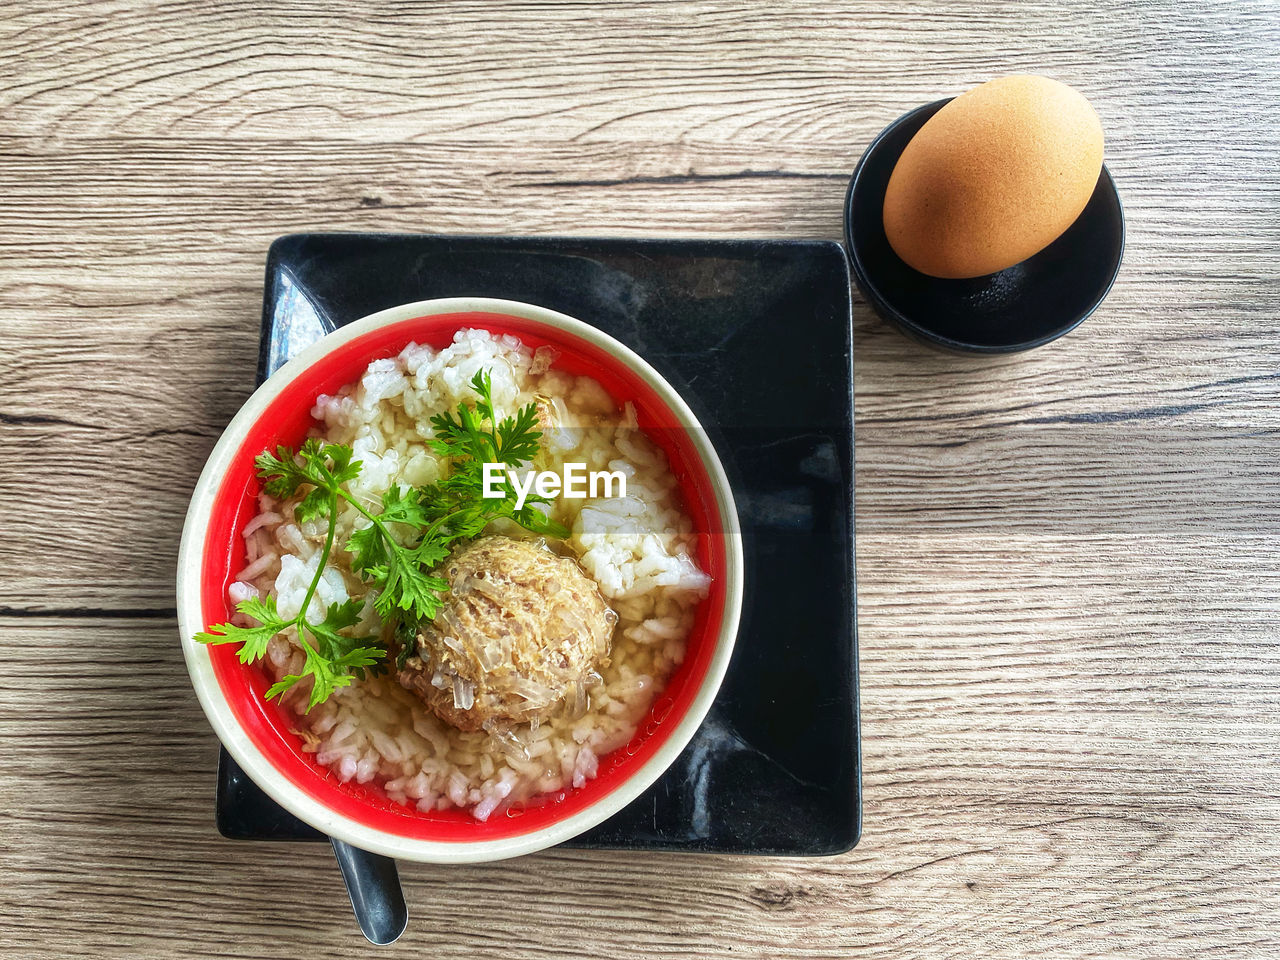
<box><xmin>883</xmin><ymin>75</ymin><xmax>1105</xmax><ymax>279</ymax></box>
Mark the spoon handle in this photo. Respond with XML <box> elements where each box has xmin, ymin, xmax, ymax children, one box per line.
<box><xmin>330</xmin><ymin>837</ymin><xmax>409</xmax><ymax>945</ymax></box>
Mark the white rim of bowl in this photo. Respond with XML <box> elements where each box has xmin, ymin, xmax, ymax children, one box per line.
<box><xmin>176</xmin><ymin>296</ymin><xmax>744</xmax><ymax>863</ymax></box>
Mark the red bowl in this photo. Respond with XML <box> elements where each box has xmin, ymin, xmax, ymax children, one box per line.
<box><xmin>177</xmin><ymin>298</ymin><xmax>743</xmax><ymax>862</ymax></box>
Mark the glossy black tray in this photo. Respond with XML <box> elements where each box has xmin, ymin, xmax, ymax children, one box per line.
<box><xmin>217</xmin><ymin>233</ymin><xmax>861</xmax><ymax>855</ymax></box>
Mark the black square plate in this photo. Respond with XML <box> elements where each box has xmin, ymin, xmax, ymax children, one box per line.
<box><xmin>216</xmin><ymin>233</ymin><xmax>860</xmax><ymax>855</ymax></box>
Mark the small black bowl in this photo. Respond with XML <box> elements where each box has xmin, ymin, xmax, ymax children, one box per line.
<box><xmin>844</xmin><ymin>98</ymin><xmax>1125</xmax><ymax>354</ymax></box>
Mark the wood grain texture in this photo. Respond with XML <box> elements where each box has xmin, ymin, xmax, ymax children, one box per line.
<box><xmin>1</xmin><ymin>1</ymin><xmax>1278</xmax><ymax>957</ymax></box>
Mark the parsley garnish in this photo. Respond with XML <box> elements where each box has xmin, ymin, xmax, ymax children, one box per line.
<box><xmin>196</xmin><ymin>370</ymin><xmax>570</xmax><ymax>710</ymax></box>
<box><xmin>420</xmin><ymin>370</ymin><xmax>568</xmax><ymax>542</ymax></box>
<box><xmin>196</xmin><ymin>439</ymin><xmax>385</xmax><ymax>711</ymax></box>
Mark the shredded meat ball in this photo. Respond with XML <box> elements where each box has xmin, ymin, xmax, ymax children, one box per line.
<box><xmin>397</xmin><ymin>536</ymin><xmax>616</xmax><ymax>732</ymax></box>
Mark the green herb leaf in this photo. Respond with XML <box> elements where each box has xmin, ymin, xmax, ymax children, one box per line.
<box><xmin>195</xmin><ymin>595</ymin><xmax>289</xmax><ymax>665</ymax></box>
<box><xmin>392</xmin><ymin>616</ymin><xmax>420</xmax><ymax>670</ymax></box>
<box><xmin>294</xmin><ymin>485</ymin><xmax>332</xmax><ymax>525</ymax></box>
<box><xmin>347</xmin><ymin>524</ymin><xmax>387</xmax><ymax>575</ymax></box>
<box><xmin>495</xmin><ymin>402</ymin><xmax>543</xmax><ymax>466</ymax></box>
<box><xmin>254</xmin><ymin>445</ymin><xmax>311</xmax><ymax>500</ymax></box>
<box><xmin>516</xmin><ymin>504</ymin><xmax>571</xmax><ymax>540</ymax></box>
<box><xmin>378</xmin><ymin>485</ymin><xmax>430</xmax><ymax>528</ymax></box>
<box><xmin>372</xmin><ymin>554</ymin><xmax>449</xmax><ymax>622</ymax></box>
<box><xmin>306</xmin><ymin>597</ymin><xmax>375</xmax><ymax>657</ymax></box>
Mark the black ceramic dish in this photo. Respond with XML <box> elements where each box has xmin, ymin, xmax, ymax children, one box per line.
<box><xmin>845</xmin><ymin>98</ymin><xmax>1125</xmax><ymax>353</ymax></box>
<box><xmin>217</xmin><ymin>232</ymin><xmax>861</xmax><ymax>856</ymax></box>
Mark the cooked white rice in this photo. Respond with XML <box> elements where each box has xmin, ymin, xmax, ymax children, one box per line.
<box><xmin>230</xmin><ymin>329</ymin><xmax>711</xmax><ymax>819</ymax></box>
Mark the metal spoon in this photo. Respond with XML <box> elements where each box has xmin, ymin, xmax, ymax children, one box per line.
<box><xmin>330</xmin><ymin>837</ymin><xmax>408</xmax><ymax>945</ymax></box>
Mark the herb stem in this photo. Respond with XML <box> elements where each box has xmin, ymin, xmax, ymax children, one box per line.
<box><xmin>296</xmin><ymin>489</ymin><xmax>340</xmax><ymax>631</ymax></box>
<box><xmin>338</xmin><ymin>486</ymin><xmax>468</xmax><ymax>552</ymax></box>
<box><xmin>337</xmin><ymin>488</ymin><xmax>402</xmax><ymax>539</ymax></box>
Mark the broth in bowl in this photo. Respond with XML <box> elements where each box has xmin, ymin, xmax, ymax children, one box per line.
<box><xmin>202</xmin><ymin>328</ymin><xmax>712</xmax><ymax>822</ymax></box>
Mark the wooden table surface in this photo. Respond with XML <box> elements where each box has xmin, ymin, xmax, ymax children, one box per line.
<box><xmin>3</xmin><ymin>2</ymin><xmax>1278</xmax><ymax>957</ymax></box>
